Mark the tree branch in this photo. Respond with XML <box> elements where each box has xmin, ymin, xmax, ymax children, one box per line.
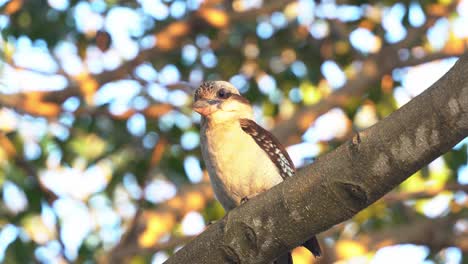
<box><xmin>383</xmin><ymin>183</ymin><xmax>468</xmax><ymax>204</ymax></box>
<box><xmin>322</xmin><ymin>214</ymin><xmax>468</xmax><ymax>263</ymax></box>
<box><xmin>356</xmin><ymin>214</ymin><xmax>468</xmax><ymax>253</ymax></box>
<box><xmin>166</xmin><ymin>53</ymin><xmax>468</xmax><ymax>263</ymax></box>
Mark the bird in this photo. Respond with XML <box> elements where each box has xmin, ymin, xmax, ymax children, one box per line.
<box><xmin>193</xmin><ymin>80</ymin><xmax>321</xmax><ymax>263</ymax></box>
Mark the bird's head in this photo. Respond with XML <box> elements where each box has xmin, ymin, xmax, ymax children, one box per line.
<box><xmin>193</xmin><ymin>81</ymin><xmax>253</xmax><ymax>123</ymax></box>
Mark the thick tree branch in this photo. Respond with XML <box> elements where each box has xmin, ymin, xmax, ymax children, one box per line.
<box><xmin>166</xmin><ymin>53</ymin><xmax>468</xmax><ymax>263</ymax></box>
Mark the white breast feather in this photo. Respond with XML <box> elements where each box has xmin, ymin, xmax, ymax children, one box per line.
<box><xmin>201</xmin><ymin>122</ymin><xmax>283</xmax><ymax>210</ymax></box>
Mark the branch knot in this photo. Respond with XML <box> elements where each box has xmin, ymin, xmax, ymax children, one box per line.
<box><xmin>331</xmin><ymin>181</ymin><xmax>369</xmax><ymax>213</ymax></box>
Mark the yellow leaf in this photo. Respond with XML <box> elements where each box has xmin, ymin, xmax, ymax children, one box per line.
<box><xmin>354</xmin><ymin>201</ymin><xmax>387</xmax><ymax>223</ymax></box>
<box><xmin>70</xmin><ymin>133</ymin><xmax>107</xmax><ymax>160</ymax></box>
<box><xmin>438</xmin><ymin>0</ymin><xmax>452</xmax><ymax>6</ymax></box>
<box><xmin>284</xmin><ymin>2</ymin><xmax>298</xmax><ymax>20</ymax></box>
<box><xmin>129</xmin><ymin>256</ymin><xmax>146</xmax><ymax>264</ymax></box>
<box><xmin>336</xmin><ymin>240</ymin><xmax>367</xmax><ymax>260</ymax></box>
<box><xmin>279</xmin><ymin>99</ymin><xmax>295</xmax><ymax>119</ymax></box>
<box><xmin>414</xmin><ymin>198</ymin><xmax>430</xmax><ymax>214</ymax></box>
<box><xmin>22</xmin><ymin>215</ymin><xmax>56</xmax><ymax>244</ymax></box>
<box><xmin>300</xmin><ymin>81</ymin><xmax>320</xmax><ymax>105</ymax></box>
<box><xmin>74</xmin><ymin>72</ymin><xmax>99</xmax><ymax>105</ymax></box>
<box><xmin>139</xmin><ymin>212</ymin><xmax>176</xmax><ymax>248</ymax></box>
<box><xmin>444</xmin><ymin>32</ymin><xmax>466</xmax><ymax>55</ymax></box>
<box><xmin>185</xmin><ymin>191</ymin><xmax>206</xmax><ymax>211</ymax></box>
<box><xmin>198</xmin><ymin>8</ymin><xmax>229</xmax><ymax>28</ymax></box>
<box><xmin>167</xmin><ymin>196</ymin><xmax>183</xmax><ymax>211</ymax></box>
<box><xmin>428</xmin><ymin>162</ymin><xmax>451</xmax><ymax>189</ymax></box>
<box><xmin>399</xmin><ymin>171</ymin><xmax>425</xmax><ymax>193</ymax></box>
<box><xmin>81</xmin><ymin>78</ymin><xmax>99</xmax><ymax>104</ymax></box>
<box><xmin>292</xmin><ymin>247</ymin><xmax>315</xmax><ymax>264</ymax></box>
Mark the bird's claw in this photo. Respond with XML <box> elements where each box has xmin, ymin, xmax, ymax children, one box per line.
<box><xmin>240</xmin><ymin>196</ymin><xmax>249</xmax><ymax>204</ymax></box>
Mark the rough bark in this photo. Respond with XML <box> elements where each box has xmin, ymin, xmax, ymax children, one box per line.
<box><xmin>165</xmin><ymin>53</ymin><xmax>468</xmax><ymax>263</ymax></box>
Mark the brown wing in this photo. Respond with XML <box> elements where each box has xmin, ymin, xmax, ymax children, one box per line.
<box><xmin>239</xmin><ymin>118</ymin><xmax>295</xmax><ymax>179</ymax></box>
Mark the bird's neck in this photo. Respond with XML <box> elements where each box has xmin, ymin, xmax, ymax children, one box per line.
<box><xmin>202</xmin><ymin>111</ymin><xmax>253</xmax><ymax>128</ymax></box>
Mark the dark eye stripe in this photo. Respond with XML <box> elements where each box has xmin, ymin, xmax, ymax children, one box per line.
<box><xmin>217</xmin><ymin>89</ymin><xmax>231</xmax><ymax>99</ymax></box>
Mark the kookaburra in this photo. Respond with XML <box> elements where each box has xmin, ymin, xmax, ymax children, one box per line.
<box><xmin>193</xmin><ymin>81</ymin><xmax>321</xmax><ymax>263</ymax></box>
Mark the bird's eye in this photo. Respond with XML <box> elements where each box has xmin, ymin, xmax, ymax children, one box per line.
<box><xmin>217</xmin><ymin>89</ymin><xmax>230</xmax><ymax>99</ymax></box>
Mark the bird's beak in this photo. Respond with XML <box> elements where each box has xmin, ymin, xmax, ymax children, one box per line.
<box><xmin>193</xmin><ymin>99</ymin><xmax>220</xmax><ymax>116</ymax></box>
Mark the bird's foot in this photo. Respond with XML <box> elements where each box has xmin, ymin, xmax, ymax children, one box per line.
<box><xmin>240</xmin><ymin>196</ymin><xmax>250</xmax><ymax>204</ymax></box>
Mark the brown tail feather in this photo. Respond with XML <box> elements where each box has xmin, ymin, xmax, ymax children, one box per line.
<box><xmin>274</xmin><ymin>236</ymin><xmax>320</xmax><ymax>264</ymax></box>
<box><xmin>274</xmin><ymin>251</ymin><xmax>293</xmax><ymax>264</ymax></box>
<box><xmin>302</xmin><ymin>235</ymin><xmax>322</xmax><ymax>257</ymax></box>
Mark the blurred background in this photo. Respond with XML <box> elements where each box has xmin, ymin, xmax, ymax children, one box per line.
<box><xmin>0</xmin><ymin>0</ymin><xmax>467</xmax><ymax>263</ymax></box>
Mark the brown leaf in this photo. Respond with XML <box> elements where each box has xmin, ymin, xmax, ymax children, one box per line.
<box><xmin>151</xmin><ymin>137</ymin><xmax>167</xmax><ymax>166</ymax></box>
<box><xmin>5</xmin><ymin>0</ymin><xmax>23</xmax><ymax>15</ymax></box>
<box><xmin>154</xmin><ymin>33</ymin><xmax>174</xmax><ymax>50</ymax></box>
<box><xmin>144</xmin><ymin>104</ymin><xmax>173</xmax><ymax>118</ymax></box>
<box><xmin>0</xmin><ymin>133</ymin><xmax>17</xmax><ymax>158</ymax></box>
<box><xmin>166</xmin><ymin>21</ymin><xmax>190</xmax><ymax>37</ymax></box>
<box><xmin>23</xmin><ymin>92</ymin><xmax>61</xmax><ymax>117</ymax></box>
